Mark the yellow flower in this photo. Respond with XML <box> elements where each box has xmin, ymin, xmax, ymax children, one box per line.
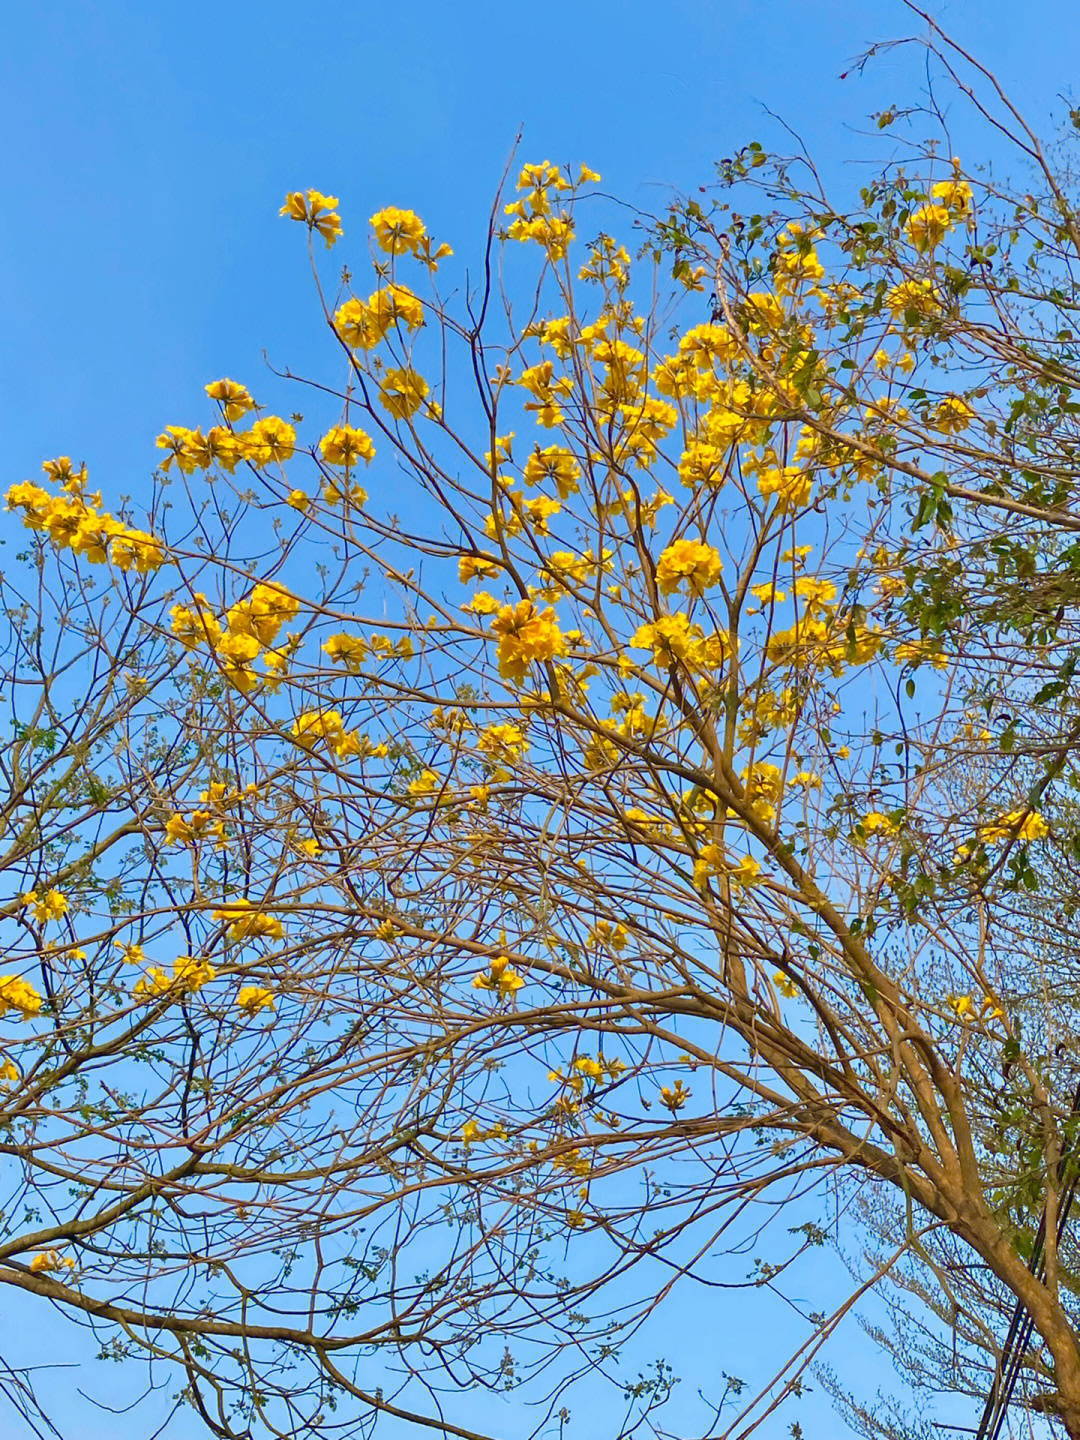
<box><xmin>654</xmin><ymin>539</ymin><xmax>722</xmax><ymax>596</ymax></box>
<box><xmin>22</xmin><ymin>889</ymin><xmax>68</xmax><ymax>924</ymax></box>
<box><xmin>679</xmin><ymin>322</ymin><xmax>738</xmax><ymax>367</ymax></box>
<box><xmin>169</xmin><ymin>594</ymin><xmax>222</xmax><ymax>649</ymax></box>
<box><xmin>729</xmin><ymin>856</ymin><xmax>761</xmax><ymax>887</ymax></box>
<box><xmin>860</xmin><ymin>811</ymin><xmax>896</xmax><ymax>835</ymax></box>
<box><xmin>213</xmin><ymin>900</ymin><xmax>285</xmax><ymax>944</ymax></box>
<box><xmin>933</xmin><ymin>396</ymin><xmax>974</xmax><ymax>434</ymax></box>
<box><xmin>226</xmin><ymin>583</ymin><xmax>300</xmax><ymax>648</ymax></box>
<box><xmin>280</xmin><ymin>189</ymin><xmax>342</xmax><ymax>247</ymax></box>
<box><xmin>660</xmin><ymin>1080</ymin><xmax>691</xmax><ymax>1112</ymax></box>
<box><xmin>320</xmin><ymin>425</ymin><xmax>375</xmax><ymax>467</ymax></box>
<box><xmin>906</xmin><ymin>202</ymin><xmax>953</xmax><ymax>253</ymax></box>
<box><xmin>133</xmin><ymin>966</ymin><xmax>172</xmax><ymax>1001</ymax></box>
<box><xmin>757</xmin><ymin>465</ymin><xmax>812</xmax><ymax>511</ymax></box>
<box><xmin>322</xmin><ymin>479</ymin><xmax>368</xmax><ymax>509</ymax></box>
<box><xmin>0</xmin><ymin>976</ymin><xmax>43</xmax><ymax>1020</ymax></box>
<box><xmin>516</xmin><ymin>160</ymin><xmax>570</xmax><ymax>193</ymax></box>
<box><xmin>521</xmin><ymin>494</ymin><xmax>562</xmax><ymax>533</ymax></box>
<box><xmin>472</xmin><ymin>954</ymin><xmax>525</xmax><ymax>995</ymax></box>
<box><xmin>236</xmin><ymin>986</ymin><xmax>275</xmax><ymax>1016</ymax></box>
<box><xmin>931</xmin><ymin>178</ymin><xmax>974</xmax><ymax>212</ymax></box>
<box><xmin>322</xmin><ymin>633</ymin><xmax>369</xmax><ymax>670</ymax></box>
<box><xmin>792</xmin><ymin>576</ymin><xmax>836</xmax><ymax>609</ymax></box>
<box><xmin>164</xmin><ymin>813</ymin><xmax>194</xmax><ymax>845</ymax></box>
<box><xmin>885</xmin><ymin>279</ymin><xmax>940</xmax><ymax>318</ymax></box>
<box><xmin>551</xmin><ymin>1147</ymin><xmax>591</xmax><ymax>1177</ymax></box>
<box><xmin>678</xmin><ymin>440</ymin><xmax>727</xmax><ymax>490</ymax></box>
<box><xmin>408</xmin><ymin>769</ymin><xmax>441</xmax><ymax>797</ymax></box>
<box><xmin>773</xmin><ymin>971</ymin><xmax>799</xmax><ymax>999</ymax></box>
<box><xmin>0</xmin><ymin>1058</ymin><xmax>20</xmax><ymax>1085</ymax></box>
<box><xmin>491</xmin><ymin>600</ymin><xmax>566</xmax><ymax>683</ymax></box>
<box><xmin>980</xmin><ymin>810</ymin><xmax>1048</xmax><ymax>844</ymax></box>
<box><xmin>477</xmin><ymin>723</ymin><xmax>529</xmax><ymax>759</ymax></box>
<box><xmin>71</xmin><ymin>512</ymin><xmax>126</xmax><ymax>564</ymax></box>
<box><xmin>379</xmin><ymin>368</ymin><xmax>429</xmax><ymax>420</ymax></box>
<box><xmin>172</xmin><ymin>954</ymin><xmax>216</xmax><ymax>992</ymax></box>
<box><xmin>948</xmin><ymin>993</ymin><xmax>975</xmax><ymax>1020</ymax></box>
<box><xmin>791</xmin><ymin>771</ymin><xmax>822</xmax><ymax>790</ymax></box>
<box><xmin>632</xmin><ymin>613</ymin><xmax>706</xmax><ymax>667</ymax></box>
<box><xmin>5</xmin><ymin>481</ymin><xmax>53</xmax><ymax>526</ymax></box>
<box><xmin>571</xmin><ymin>1057</ymin><xmax>603</xmax><ymax>1081</ymax></box>
<box><xmin>368</xmin><ymin>283</ymin><xmax>424</xmax><ymax>332</ymax></box>
<box><xmin>459</xmin><ymin>554</ymin><xmax>501</xmax><ymax>582</ymax></box>
<box><xmin>29</xmin><ymin>1250</ymin><xmax>76</xmax><ymax>1275</ymax></box>
<box><xmin>507</xmin><ymin>212</ymin><xmax>576</xmax><ymax>260</ymax></box>
<box><xmin>465</xmin><ymin>591</ymin><xmax>502</xmax><ymax>616</ymax></box>
<box><xmin>111</xmin><ymin>528</ymin><xmax>165</xmax><ymax>573</ymax></box>
<box><xmin>205</xmin><ymin>378</ymin><xmax>256</xmax><ymax>420</ymax></box>
<box><xmin>333</xmin><ymin>296</ymin><xmax>388</xmax><ymax>350</ymax></box>
<box><xmin>370</xmin><ymin>206</ymin><xmax>427</xmax><ymax>256</ymax></box>
<box><xmin>291</xmin><ymin>709</ymin><xmax>345</xmax><ymax>747</ymax></box>
<box><xmin>215</xmin><ymin>631</ymin><xmax>261</xmax><ymax>690</ymax></box>
<box><xmin>523</xmin><ymin>446</ymin><xmax>581</xmax><ymax>497</ymax></box>
<box><xmin>894</xmin><ymin>639</ymin><xmax>948</xmax><ymax>670</ymax></box>
<box><xmin>744</xmin><ymin>292</ymin><xmax>785</xmax><ymax>331</ymax></box>
<box><xmin>241</xmin><ymin>416</ymin><xmax>296</xmax><ymax>467</ymax></box>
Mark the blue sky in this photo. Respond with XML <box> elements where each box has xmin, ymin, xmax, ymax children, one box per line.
<box><xmin>3</xmin><ymin>0</ymin><xmax>1079</xmax><ymax>1436</ymax></box>
<box><xmin>5</xmin><ymin>0</ymin><xmax>1080</xmax><ymax>497</ymax></box>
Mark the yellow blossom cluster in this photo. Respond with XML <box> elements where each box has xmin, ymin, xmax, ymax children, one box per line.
<box><xmin>461</xmin><ymin>1118</ymin><xmax>509</xmax><ymax>1145</ymax></box>
<box><xmin>170</xmin><ymin>581</ymin><xmax>300</xmax><ymax>693</ymax></box>
<box><xmin>164</xmin><ymin>808</ymin><xmax>226</xmax><ymax>848</ymax></box>
<box><xmin>654</xmin><ymin>539</ymin><xmax>723</xmax><ymax>596</ymax></box>
<box><xmin>320</xmin><ymin>422</ymin><xmax>377</xmax><ymax>467</ymax></box>
<box><xmin>290</xmin><ymin>707</ymin><xmax>367</xmax><ymax>760</ymax></box>
<box><xmin>631</xmin><ymin>614</ymin><xmax>728</xmax><ymax>671</ymax></box>
<box><xmin>505</xmin><ymin>160</ymin><xmax>577</xmax><ymax>260</ymax></box>
<box><xmin>0</xmin><ymin>976</ymin><xmax>44</xmax><ymax>1020</ymax></box>
<box><xmin>156</xmin><ymin>414</ymin><xmax>295</xmax><ymax>475</ymax></box>
<box><xmin>29</xmin><ymin>1250</ymin><xmax>76</xmax><ymax>1274</ymax></box>
<box><xmin>235</xmin><ymin>985</ymin><xmax>275</xmax><ymax>1016</ymax></box>
<box><xmin>333</xmin><ymin>284</ymin><xmax>424</xmax><ymax>351</ymax></box>
<box><xmin>212</xmin><ymin>900</ymin><xmax>285</xmax><ymax>945</ymax></box>
<box><xmin>980</xmin><ymin>810</ymin><xmax>1048</xmax><ymax>844</ymax></box>
<box><xmin>472</xmin><ymin>954</ymin><xmax>525</xmax><ymax>995</ymax></box>
<box><xmin>948</xmin><ymin>993</ymin><xmax>1006</xmax><ymax>1023</ymax></box>
<box><xmin>379</xmin><ymin>367</ymin><xmax>430</xmax><ymax>421</ymax></box>
<box><xmin>766</xmin><ymin>615</ymin><xmax>881</xmax><ymax>675</ymax></box>
<box><xmin>133</xmin><ymin>954</ymin><xmax>216</xmax><ymax>1002</ymax></box>
<box><xmin>280</xmin><ymin>189</ymin><xmax>343</xmax><ymax>247</ymax></box>
<box><xmin>6</xmin><ymin>461</ymin><xmax>164</xmax><ymax>572</ymax></box>
<box><xmin>905</xmin><ymin>202</ymin><xmax>954</xmax><ymax>253</ymax></box>
<box><xmin>21</xmin><ymin>888</ymin><xmax>68</xmax><ymax>924</ymax></box>
<box><xmin>660</xmin><ymin>1080</ymin><xmax>691</xmax><ymax>1112</ymax></box>
<box><xmin>491</xmin><ymin>601</ymin><xmax>567</xmax><ymax>684</ymax></box>
<box><xmin>774</xmin><ymin>222</ymin><xmax>826</xmax><ymax>295</ymax></box>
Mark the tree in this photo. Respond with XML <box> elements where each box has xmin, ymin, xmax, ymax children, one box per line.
<box><xmin>10</xmin><ymin>18</ymin><xmax>1080</xmax><ymax>1438</ymax></box>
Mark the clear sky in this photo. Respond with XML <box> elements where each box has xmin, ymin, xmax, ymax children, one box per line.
<box><xmin>3</xmin><ymin>1</ymin><xmax>1079</xmax><ymax>1436</ymax></box>
<box><xmin>5</xmin><ymin>0</ymin><xmax>1080</xmax><ymax>495</ymax></box>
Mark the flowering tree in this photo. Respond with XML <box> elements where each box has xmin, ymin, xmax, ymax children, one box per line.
<box><xmin>10</xmin><ymin>28</ymin><xmax>1080</xmax><ymax>1440</ymax></box>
